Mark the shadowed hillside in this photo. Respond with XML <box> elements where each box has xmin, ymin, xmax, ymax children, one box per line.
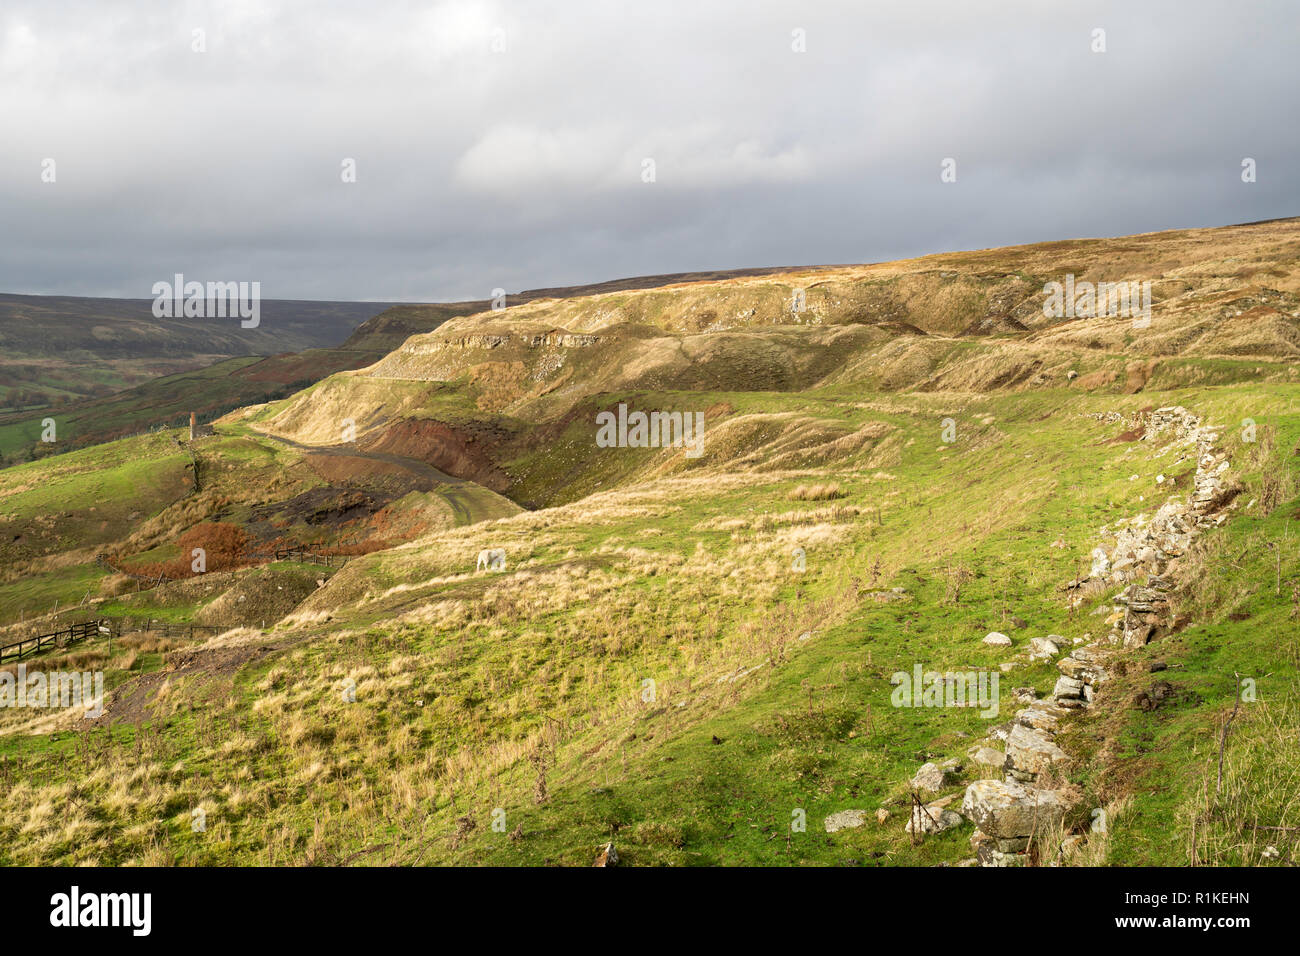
<box><xmin>0</xmin><ymin>294</ymin><xmax>391</xmax><ymax>413</ymax></box>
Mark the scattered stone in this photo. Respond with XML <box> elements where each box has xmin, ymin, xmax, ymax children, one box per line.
<box><xmin>875</xmin><ymin>808</ymin><xmax>890</xmax><ymax>824</ymax></box>
<box><xmin>988</xmin><ymin>721</ymin><xmax>1015</xmax><ymax>743</ymax></box>
<box><xmin>1132</xmin><ymin>680</ymin><xmax>1175</xmax><ymax>712</ymax></box>
<box><xmin>911</xmin><ymin>760</ymin><xmax>961</xmax><ymax>792</ymax></box>
<box><xmin>1053</xmin><ymin>676</ymin><xmax>1084</xmax><ymax>699</ymax></box>
<box><xmin>906</xmin><ymin>802</ymin><xmax>964</xmax><ymax>836</ymax></box>
<box><xmin>1015</xmin><ymin>700</ymin><xmax>1068</xmax><ymax>734</ymax></box>
<box><xmin>1089</xmin><ymin>548</ymin><xmax>1110</xmax><ymax>577</ymax></box>
<box><xmin>594</xmin><ymin>842</ymin><xmax>618</xmax><ymax>867</ymax></box>
<box><xmin>983</xmin><ymin>631</ymin><xmax>1012</xmax><ymax>647</ymax></box>
<box><xmin>865</xmin><ymin>588</ymin><xmax>910</xmax><ymax>603</ymax></box>
<box><xmin>1028</xmin><ymin>637</ymin><xmax>1061</xmax><ymax>661</ymax></box>
<box><xmin>824</xmin><ymin>809</ymin><xmax>868</xmax><ymax>833</ymax></box>
<box><xmin>977</xmin><ymin>844</ymin><xmax>1028</xmax><ymax>867</ymax></box>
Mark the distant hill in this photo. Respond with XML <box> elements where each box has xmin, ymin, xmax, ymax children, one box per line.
<box><xmin>0</xmin><ymin>348</ymin><xmax>385</xmax><ymax>463</ymax></box>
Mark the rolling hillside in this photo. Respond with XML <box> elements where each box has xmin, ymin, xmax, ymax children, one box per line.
<box><xmin>1</xmin><ymin>219</ymin><xmax>1297</xmax><ymax>868</ymax></box>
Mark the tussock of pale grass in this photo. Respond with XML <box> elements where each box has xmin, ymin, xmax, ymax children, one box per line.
<box><xmin>1066</xmin><ymin>794</ymin><xmax>1131</xmax><ymax>866</ymax></box>
<box><xmin>789</xmin><ymin>482</ymin><xmax>844</xmax><ymax>501</ymax></box>
<box><xmin>1178</xmin><ymin>695</ymin><xmax>1300</xmax><ymax>866</ymax></box>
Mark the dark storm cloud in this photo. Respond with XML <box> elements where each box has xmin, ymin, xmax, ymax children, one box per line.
<box><xmin>1</xmin><ymin>0</ymin><xmax>1295</xmax><ymax>302</ymax></box>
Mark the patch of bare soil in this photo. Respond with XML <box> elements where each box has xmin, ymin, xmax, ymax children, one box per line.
<box><xmin>1124</xmin><ymin>359</ymin><xmax>1158</xmax><ymax>393</ymax></box>
<box><xmin>302</xmin><ymin>452</ymin><xmax>420</xmax><ymax>489</ymax></box>
<box><xmin>360</xmin><ymin>418</ymin><xmax>513</xmax><ymax>492</ymax></box>
<box><xmin>91</xmin><ymin>640</ymin><xmax>269</xmax><ymax>726</ymax></box>
<box><xmin>248</xmin><ymin>485</ymin><xmax>393</xmax><ymax>531</ymax></box>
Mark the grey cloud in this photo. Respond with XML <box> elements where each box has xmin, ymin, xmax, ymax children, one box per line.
<box><xmin>0</xmin><ymin>0</ymin><xmax>1295</xmax><ymax>302</ymax></box>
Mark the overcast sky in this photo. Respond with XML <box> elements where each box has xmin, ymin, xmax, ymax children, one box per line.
<box><xmin>1</xmin><ymin>0</ymin><xmax>1296</xmax><ymax>302</ymax></box>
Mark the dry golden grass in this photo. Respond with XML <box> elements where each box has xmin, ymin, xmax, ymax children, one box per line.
<box><xmin>789</xmin><ymin>482</ymin><xmax>843</xmax><ymax>501</ymax></box>
<box><xmin>1178</xmin><ymin>695</ymin><xmax>1300</xmax><ymax>866</ymax></box>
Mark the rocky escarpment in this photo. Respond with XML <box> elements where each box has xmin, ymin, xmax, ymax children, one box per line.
<box><xmin>397</xmin><ymin>330</ymin><xmax>607</xmax><ymax>354</ymax></box>
<box><xmin>958</xmin><ymin>406</ymin><xmax>1238</xmax><ymax>866</ymax></box>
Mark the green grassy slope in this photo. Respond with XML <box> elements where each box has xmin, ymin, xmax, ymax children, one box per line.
<box><xmin>2</xmin><ymin>383</ymin><xmax>1294</xmax><ymax>865</ymax></box>
<box><xmin>3</xmin><ymin>220</ymin><xmax>1298</xmax><ymax>867</ymax></box>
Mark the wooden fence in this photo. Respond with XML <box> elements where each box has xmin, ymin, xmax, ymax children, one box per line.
<box><xmin>248</xmin><ymin>545</ymin><xmax>348</xmax><ymax>568</ymax></box>
<box><xmin>0</xmin><ymin>617</ymin><xmax>235</xmax><ymax>664</ymax></box>
<box><xmin>97</xmin><ymin>543</ymin><xmax>348</xmax><ymax>589</ymax></box>
<box><xmin>0</xmin><ymin>620</ymin><xmax>100</xmax><ymax>663</ymax></box>
<box><xmin>98</xmin><ymin>618</ymin><xmax>232</xmax><ymax>640</ymax></box>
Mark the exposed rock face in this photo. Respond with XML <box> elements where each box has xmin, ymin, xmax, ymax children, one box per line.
<box><xmin>401</xmin><ymin>330</ymin><xmax>606</xmax><ymax>354</ymax></box>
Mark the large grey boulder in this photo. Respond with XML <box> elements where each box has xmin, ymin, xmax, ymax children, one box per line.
<box><xmin>1028</xmin><ymin>637</ymin><xmax>1061</xmax><ymax>661</ymax></box>
<box><xmin>911</xmin><ymin>759</ymin><xmax>961</xmax><ymax>793</ymax></box>
<box><xmin>960</xmin><ymin>779</ymin><xmax>1074</xmax><ymax>838</ymax></box>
